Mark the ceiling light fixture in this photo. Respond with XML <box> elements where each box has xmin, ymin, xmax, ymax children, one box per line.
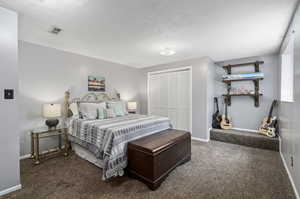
<box><xmin>160</xmin><ymin>48</ymin><xmax>176</xmax><ymax>56</ymax></box>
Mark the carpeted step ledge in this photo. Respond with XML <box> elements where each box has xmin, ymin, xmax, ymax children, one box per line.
<box><xmin>210</xmin><ymin>128</ymin><xmax>279</xmax><ymax>151</ymax></box>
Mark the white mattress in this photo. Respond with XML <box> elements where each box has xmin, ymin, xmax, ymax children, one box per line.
<box><xmin>71</xmin><ymin>143</ymin><xmax>104</xmax><ymax>168</ymax></box>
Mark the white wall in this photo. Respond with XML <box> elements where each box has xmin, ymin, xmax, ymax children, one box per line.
<box><xmin>142</xmin><ymin>57</ymin><xmax>216</xmax><ymax>141</ymax></box>
<box><xmin>216</xmin><ymin>55</ymin><xmax>279</xmax><ymax>131</ymax></box>
<box><xmin>19</xmin><ymin>41</ymin><xmax>144</xmax><ymax>156</ymax></box>
<box><xmin>279</xmin><ymin>3</ymin><xmax>300</xmax><ymax>198</ymax></box>
<box><xmin>0</xmin><ymin>7</ymin><xmax>20</xmax><ymax>194</ymax></box>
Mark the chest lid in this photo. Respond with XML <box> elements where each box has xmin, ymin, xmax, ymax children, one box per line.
<box><xmin>128</xmin><ymin>129</ymin><xmax>190</xmax><ymax>154</ymax></box>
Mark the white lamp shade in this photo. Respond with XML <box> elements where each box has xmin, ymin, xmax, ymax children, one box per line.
<box><xmin>127</xmin><ymin>101</ymin><xmax>137</xmax><ymax>110</ymax></box>
<box><xmin>43</xmin><ymin>104</ymin><xmax>61</xmax><ymax>118</ymax></box>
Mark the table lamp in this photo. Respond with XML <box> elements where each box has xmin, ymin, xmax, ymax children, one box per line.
<box><xmin>127</xmin><ymin>101</ymin><xmax>137</xmax><ymax>114</ymax></box>
<box><xmin>43</xmin><ymin>104</ymin><xmax>61</xmax><ymax>129</ymax></box>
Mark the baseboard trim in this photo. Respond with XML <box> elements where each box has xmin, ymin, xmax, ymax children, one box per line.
<box><xmin>232</xmin><ymin>127</ymin><xmax>258</xmax><ymax>133</ymax></box>
<box><xmin>192</xmin><ymin>137</ymin><xmax>209</xmax><ymax>142</ymax></box>
<box><xmin>20</xmin><ymin>154</ymin><xmax>31</xmax><ymax>160</ymax></box>
<box><xmin>0</xmin><ymin>184</ymin><xmax>22</xmax><ymax>197</ymax></box>
<box><xmin>279</xmin><ymin>137</ymin><xmax>300</xmax><ymax>199</ymax></box>
<box><xmin>20</xmin><ymin>146</ymin><xmax>67</xmax><ymax>160</ymax></box>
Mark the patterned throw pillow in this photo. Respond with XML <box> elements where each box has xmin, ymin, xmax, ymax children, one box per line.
<box><xmin>107</xmin><ymin>101</ymin><xmax>128</xmax><ymax>117</ymax></box>
<box><xmin>105</xmin><ymin>108</ymin><xmax>116</xmax><ymax>118</ymax></box>
<box><xmin>98</xmin><ymin>107</ymin><xmax>107</xmax><ymax>120</ymax></box>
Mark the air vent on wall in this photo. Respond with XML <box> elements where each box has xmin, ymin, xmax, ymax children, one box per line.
<box><xmin>49</xmin><ymin>26</ymin><xmax>62</xmax><ymax>35</ymax></box>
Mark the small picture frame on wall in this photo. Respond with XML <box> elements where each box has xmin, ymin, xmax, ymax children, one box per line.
<box><xmin>88</xmin><ymin>76</ymin><xmax>105</xmax><ymax>92</ymax></box>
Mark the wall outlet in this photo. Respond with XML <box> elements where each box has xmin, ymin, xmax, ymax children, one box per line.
<box><xmin>291</xmin><ymin>156</ymin><xmax>294</xmax><ymax>168</ymax></box>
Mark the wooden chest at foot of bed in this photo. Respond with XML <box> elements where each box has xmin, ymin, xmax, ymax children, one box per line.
<box><xmin>127</xmin><ymin>129</ymin><xmax>191</xmax><ymax>190</ymax></box>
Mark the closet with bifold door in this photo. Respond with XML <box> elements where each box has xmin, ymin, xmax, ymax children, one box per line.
<box><xmin>148</xmin><ymin>68</ymin><xmax>191</xmax><ymax>131</ymax></box>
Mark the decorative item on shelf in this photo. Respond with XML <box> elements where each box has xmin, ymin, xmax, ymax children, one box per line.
<box><xmin>222</xmin><ymin>72</ymin><xmax>264</xmax><ymax>81</ymax></box>
<box><xmin>230</xmin><ymin>87</ymin><xmax>237</xmax><ymax>95</ymax></box>
<box><xmin>229</xmin><ymin>87</ymin><xmax>253</xmax><ymax>95</ymax></box>
<box><xmin>43</xmin><ymin>104</ymin><xmax>61</xmax><ymax>130</ymax></box>
<box><xmin>127</xmin><ymin>101</ymin><xmax>137</xmax><ymax>114</ymax></box>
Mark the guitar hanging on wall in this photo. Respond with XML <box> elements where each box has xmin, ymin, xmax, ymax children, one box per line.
<box><xmin>220</xmin><ymin>97</ymin><xmax>233</xmax><ymax>130</ymax></box>
<box><xmin>258</xmin><ymin>100</ymin><xmax>278</xmax><ymax>138</ymax></box>
<box><xmin>212</xmin><ymin>97</ymin><xmax>222</xmax><ymax>129</ymax></box>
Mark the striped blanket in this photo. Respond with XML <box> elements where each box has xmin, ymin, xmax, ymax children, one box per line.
<box><xmin>68</xmin><ymin>114</ymin><xmax>172</xmax><ymax>180</ymax></box>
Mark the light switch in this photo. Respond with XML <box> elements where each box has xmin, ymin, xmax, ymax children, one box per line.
<box><xmin>4</xmin><ymin>89</ymin><xmax>14</xmax><ymax>100</ymax></box>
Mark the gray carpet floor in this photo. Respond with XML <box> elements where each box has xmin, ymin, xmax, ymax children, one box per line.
<box><xmin>1</xmin><ymin>140</ymin><xmax>295</xmax><ymax>199</ymax></box>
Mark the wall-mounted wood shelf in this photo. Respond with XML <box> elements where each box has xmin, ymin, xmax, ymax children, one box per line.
<box><xmin>222</xmin><ymin>93</ymin><xmax>263</xmax><ymax>97</ymax></box>
<box><xmin>223</xmin><ymin>61</ymin><xmax>264</xmax><ymax>69</ymax></box>
<box><xmin>222</xmin><ymin>77</ymin><xmax>264</xmax><ymax>83</ymax></box>
<box><xmin>222</xmin><ymin>61</ymin><xmax>264</xmax><ymax>107</ymax></box>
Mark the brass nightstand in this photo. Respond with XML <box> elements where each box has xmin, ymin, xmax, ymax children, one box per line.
<box><xmin>30</xmin><ymin>127</ymin><xmax>70</xmax><ymax>164</ymax></box>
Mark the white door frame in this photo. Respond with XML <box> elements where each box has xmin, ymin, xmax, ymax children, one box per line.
<box><xmin>147</xmin><ymin>66</ymin><xmax>193</xmax><ymax>133</ymax></box>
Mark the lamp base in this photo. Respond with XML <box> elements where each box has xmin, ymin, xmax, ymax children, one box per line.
<box><xmin>45</xmin><ymin>119</ymin><xmax>59</xmax><ymax>130</ymax></box>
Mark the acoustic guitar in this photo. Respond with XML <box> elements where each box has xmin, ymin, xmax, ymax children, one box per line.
<box><xmin>212</xmin><ymin>97</ymin><xmax>222</xmax><ymax>129</ymax></box>
<box><xmin>220</xmin><ymin>98</ymin><xmax>233</xmax><ymax>130</ymax></box>
<box><xmin>259</xmin><ymin>100</ymin><xmax>278</xmax><ymax>137</ymax></box>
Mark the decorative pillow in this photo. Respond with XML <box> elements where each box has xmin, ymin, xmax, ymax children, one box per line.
<box><xmin>107</xmin><ymin>101</ymin><xmax>128</xmax><ymax>117</ymax></box>
<box><xmin>105</xmin><ymin>108</ymin><xmax>116</xmax><ymax>118</ymax></box>
<box><xmin>69</xmin><ymin>103</ymin><xmax>79</xmax><ymax>118</ymax></box>
<box><xmin>98</xmin><ymin>107</ymin><xmax>107</xmax><ymax>120</ymax></box>
<box><xmin>79</xmin><ymin>102</ymin><xmax>106</xmax><ymax>119</ymax></box>
<box><xmin>79</xmin><ymin>103</ymin><xmax>98</xmax><ymax>119</ymax></box>
<box><xmin>98</xmin><ymin>102</ymin><xmax>107</xmax><ymax>109</ymax></box>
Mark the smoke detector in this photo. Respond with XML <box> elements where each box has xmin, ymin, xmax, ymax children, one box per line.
<box><xmin>49</xmin><ymin>26</ymin><xmax>62</xmax><ymax>35</ymax></box>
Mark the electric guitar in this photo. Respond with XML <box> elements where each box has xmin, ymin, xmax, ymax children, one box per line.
<box><xmin>212</xmin><ymin>97</ymin><xmax>222</xmax><ymax>129</ymax></box>
<box><xmin>259</xmin><ymin>100</ymin><xmax>278</xmax><ymax>137</ymax></box>
<box><xmin>220</xmin><ymin>98</ymin><xmax>233</xmax><ymax>130</ymax></box>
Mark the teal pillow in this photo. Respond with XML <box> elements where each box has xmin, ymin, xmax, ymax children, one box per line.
<box><xmin>108</xmin><ymin>102</ymin><xmax>125</xmax><ymax>117</ymax></box>
<box><xmin>98</xmin><ymin>107</ymin><xmax>107</xmax><ymax>119</ymax></box>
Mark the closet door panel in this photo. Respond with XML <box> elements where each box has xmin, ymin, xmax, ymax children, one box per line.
<box><xmin>149</xmin><ymin>76</ymin><xmax>160</xmax><ymax>115</ymax></box>
<box><xmin>175</xmin><ymin>70</ymin><xmax>190</xmax><ymax>131</ymax></box>
<box><xmin>177</xmin><ymin>70</ymin><xmax>190</xmax><ymax>109</ymax></box>
<box><xmin>177</xmin><ymin>108</ymin><xmax>190</xmax><ymax>131</ymax></box>
<box><xmin>168</xmin><ymin>109</ymin><xmax>177</xmax><ymax>128</ymax></box>
<box><xmin>168</xmin><ymin>72</ymin><xmax>178</xmax><ymax>109</ymax></box>
<box><xmin>149</xmin><ymin>69</ymin><xmax>191</xmax><ymax>132</ymax></box>
<box><xmin>160</xmin><ymin>75</ymin><xmax>169</xmax><ymax>109</ymax></box>
<box><xmin>149</xmin><ymin>74</ymin><xmax>168</xmax><ymax>116</ymax></box>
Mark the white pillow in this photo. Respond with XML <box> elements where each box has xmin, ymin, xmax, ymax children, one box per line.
<box><xmin>69</xmin><ymin>103</ymin><xmax>79</xmax><ymax>118</ymax></box>
<box><xmin>79</xmin><ymin>102</ymin><xmax>106</xmax><ymax>119</ymax></box>
<box><xmin>98</xmin><ymin>102</ymin><xmax>106</xmax><ymax>109</ymax></box>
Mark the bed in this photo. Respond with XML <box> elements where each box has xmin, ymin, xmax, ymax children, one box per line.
<box><xmin>64</xmin><ymin>91</ymin><xmax>172</xmax><ymax>180</ymax></box>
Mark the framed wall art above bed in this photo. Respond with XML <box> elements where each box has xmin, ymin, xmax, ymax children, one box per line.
<box><xmin>88</xmin><ymin>75</ymin><xmax>105</xmax><ymax>92</ymax></box>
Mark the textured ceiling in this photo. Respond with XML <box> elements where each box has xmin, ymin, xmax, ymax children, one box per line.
<box><xmin>0</xmin><ymin>0</ymin><xmax>298</xmax><ymax>68</ymax></box>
